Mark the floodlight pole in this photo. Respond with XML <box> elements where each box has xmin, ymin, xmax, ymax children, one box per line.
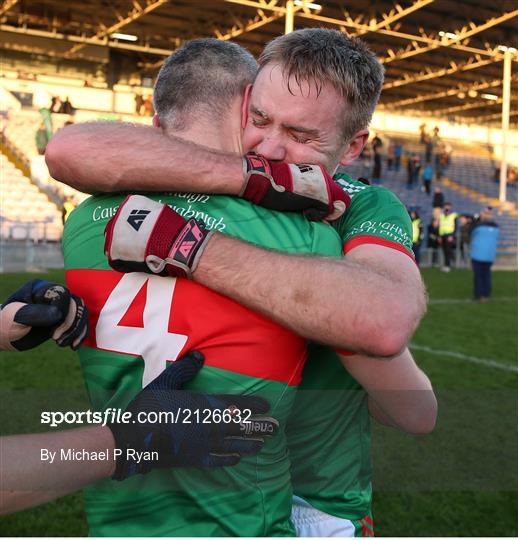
<box><xmin>285</xmin><ymin>0</ymin><xmax>294</xmax><ymax>34</ymax></box>
<box><xmin>499</xmin><ymin>49</ymin><xmax>512</xmax><ymax>204</ymax></box>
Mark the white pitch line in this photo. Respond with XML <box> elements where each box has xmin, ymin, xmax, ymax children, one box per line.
<box><xmin>428</xmin><ymin>297</ymin><xmax>517</xmax><ymax>305</ymax></box>
<box><xmin>410</xmin><ymin>343</ymin><xmax>518</xmax><ymax>373</ymax></box>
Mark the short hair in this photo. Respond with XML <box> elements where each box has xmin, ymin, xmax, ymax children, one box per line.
<box><xmin>259</xmin><ymin>28</ymin><xmax>384</xmax><ymax>141</ymax></box>
<box><xmin>154</xmin><ymin>38</ymin><xmax>258</xmax><ymax>131</ymax></box>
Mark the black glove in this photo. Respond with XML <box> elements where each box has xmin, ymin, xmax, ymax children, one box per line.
<box><xmin>109</xmin><ymin>351</ymin><xmax>278</xmax><ymax>480</ymax></box>
<box><xmin>0</xmin><ymin>279</ymin><xmax>88</xmax><ymax>351</ymax></box>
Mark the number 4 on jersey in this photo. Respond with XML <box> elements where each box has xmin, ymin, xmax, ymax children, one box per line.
<box><xmin>96</xmin><ymin>273</ymin><xmax>188</xmax><ymax>386</ymax></box>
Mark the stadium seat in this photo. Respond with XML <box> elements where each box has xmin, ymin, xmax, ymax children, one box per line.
<box><xmin>1</xmin><ymin>149</ymin><xmax>62</xmax><ymax>241</ymax></box>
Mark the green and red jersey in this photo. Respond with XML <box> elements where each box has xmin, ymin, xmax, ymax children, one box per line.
<box><xmin>63</xmin><ymin>191</ymin><xmax>342</xmax><ymax>537</ymax></box>
<box><xmin>287</xmin><ymin>174</ymin><xmax>413</xmax><ymax>535</ymax></box>
<box><xmin>332</xmin><ymin>174</ymin><xmax>413</xmax><ymax>256</ymax></box>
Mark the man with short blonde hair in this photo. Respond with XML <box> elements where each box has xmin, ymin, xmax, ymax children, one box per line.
<box><xmin>258</xmin><ymin>28</ymin><xmax>384</xmax><ymax>142</ymax></box>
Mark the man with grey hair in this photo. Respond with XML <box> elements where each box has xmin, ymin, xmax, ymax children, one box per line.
<box><xmin>48</xmin><ymin>29</ymin><xmax>435</xmax><ymax>537</ymax></box>
<box><xmin>152</xmin><ymin>38</ymin><xmax>257</xmax><ymax>133</ymax></box>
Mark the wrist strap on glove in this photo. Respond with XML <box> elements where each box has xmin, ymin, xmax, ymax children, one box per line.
<box><xmin>240</xmin><ymin>153</ymin><xmax>292</xmax><ymax>203</ymax></box>
<box><xmin>146</xmin><ymin>217</ymin><xmax>213</xmax><ymax>279</ymax></box>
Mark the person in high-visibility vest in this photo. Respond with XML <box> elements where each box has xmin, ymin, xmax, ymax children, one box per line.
<box><xmin>438</xmin><ymin>202</ymin><xmax>458</xmax><ymax>272</ymax></box>
<box><xmin>62</xmin><ymin>196</ymin><xmax>76</xmax><ymax>225</ymax></box>
<box><xmin>410</xmin><ymin>210</ymin><xmax>423</xmax><ymax>265</ymax></box>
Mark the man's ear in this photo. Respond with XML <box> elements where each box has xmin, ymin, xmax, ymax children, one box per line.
<box><xmin>241</xmin><ymin>84</ymin><xmax>253</xmax><ymax>129</ymax></box>
<box><xmin>339</xmin><ymin>129</ymin><xmax>369</xmax><ymax>166</ymax></box>
<box><xmin>152</xmin><ymin>114</ymin><xmax>161</xmax><ymax>129</ymax></box>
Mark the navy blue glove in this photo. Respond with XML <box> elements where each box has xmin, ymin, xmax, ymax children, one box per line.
<box><xmin>109</xmin><ymin>351</ymin><xmax>278</xmax><ymax>480</ymax></box>
<box><xmin>0</xmin><ymin>279</ymin><xmax>88</xmax><ymax>351</ymax></box>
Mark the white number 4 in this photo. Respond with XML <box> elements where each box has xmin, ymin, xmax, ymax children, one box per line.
<box><xmin>96</xmin><ymin>273</ymin><xmax>188</xmax><ymax>387</ymax></box>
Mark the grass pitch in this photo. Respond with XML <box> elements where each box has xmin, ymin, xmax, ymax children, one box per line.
<box><xmin>0</xmin><ymin>268</ymin><xmax>517</xmax><ymax>536</ymax></box>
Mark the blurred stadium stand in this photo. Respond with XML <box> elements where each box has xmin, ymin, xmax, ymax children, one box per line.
<box><xmin>343</xmin><ymin>133</ymin><xmax>518</xmax><ymax>267</ymax></box>
<box><xmin>0</xmin><ymin>152</ymin><xmax>62</xmax><ymax>241</ymax></box>
<box><xmin>1</xmin><ymin>102</ymin><xmax>151</xmax><ymax>204</ymax></box>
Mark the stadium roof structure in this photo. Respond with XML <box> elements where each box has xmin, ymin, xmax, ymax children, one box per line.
<box><xmin>1</xmin><ymin>0</ymin><xmax>517</xmax><ymax>126</ymax></box>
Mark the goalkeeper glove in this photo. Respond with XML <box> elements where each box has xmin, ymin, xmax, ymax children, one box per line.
<box><xmin>0</xmin><ymin>280</ymin><xmax>88</xmax><ymax>351</ymax></box>
<box><xmin>109</xmin><ymin>350</ymin><xmax>278</xmax><ymax>480</ymax></box>
<box><xmin>241</xmin><ymin>153</ymin><xmax>350</xmax><ymax>221</ymax></box>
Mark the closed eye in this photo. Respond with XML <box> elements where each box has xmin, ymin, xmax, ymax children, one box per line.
<box><xmin>251</xmin><ymin>117</ymin><xmax>268</xmax><ymax>127</ymax></box>
<box><xmin>290</xmin><ymin>132</ymin><xmax>311</xmax><ymax>144</ymax></box>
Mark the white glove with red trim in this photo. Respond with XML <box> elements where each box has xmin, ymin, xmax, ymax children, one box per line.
<box><xmin>104</xmin><ymin>195</ymin><xmax>213</xmax><ymax>278</ymax></box>
<box><xmin>241</xmin><ymin>153</ymin><xmax>350</xmax><ymax>221</ymax></box>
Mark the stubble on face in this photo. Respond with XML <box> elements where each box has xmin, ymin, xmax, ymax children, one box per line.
<box><xmin>242</xmin><ymin>63</ymin><xmax>348</xmax><ymax>172</ymax></box>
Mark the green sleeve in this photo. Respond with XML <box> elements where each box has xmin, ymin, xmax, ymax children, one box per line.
<box><xmin>332</xmin><ymin>174</ymin><xmax>414</xmax><ymax>256</ymax></box>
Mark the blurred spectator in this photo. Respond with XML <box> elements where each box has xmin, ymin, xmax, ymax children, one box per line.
<box><xmin>436</xmin><ymin>154</ymin><xmax>446</xmax><ymax>180</ymax></box>
<box><xmin>469</xmin><ymin>208</ymin><xmax>499</xmax><ymax>302</ymax></box>
<box><xmin>17</xmin><ymin>69</ymin><xmax>34</xmax><ymax>80</ymax></box>
<box><xmin>495</xmin><ymin>165</ymin><xmax>518</xmax><ymax>184</ymax></box>
<box><xmin>459</xmin><ymin>214</ymin><xmax>474</xmax><ymax>262</ymax></box>
<box><xmin>419</xmin><ymin>123</ymin><xmax>427</xmax><ymax>144</ymax></box>
<box><xmin>394</xmin><ymin>141</ymin><xmax>403</xmax><ymax>171</ymax></box>
<box><xmin>60</xmin><ymin>97</ymin><xmax>75</xmax><ymax>115</ymax></box>
<box><xmin>410</xmin><ymin>210</ymin><xmax>423</xmax><ymax>265</ymax></box>
<box><xmin>387</xmin><ymin>140</ymin><xmax>395</xmax><ymax>171</ymax></box>
<box><xmin>359</xmin><ymin>146</ymin><xmax>372</xmax><ymax>179</ymax></box>
<box><xmin>35</xmin><ymin>122</ymin><xmax>51</xmax><ymax>155</ymax></box>
<box><xmin>422</xmin><ymin>163</ymin><xmax>433</xmax><ymax>195</ymax></box>
<box><xmin>143</xmin><ymin>96</ymin><xmax>154</xmax><ymax>116</ymax></box>
<box><xmin>424</xmin><ymin>135</ymin><xmax>433</xmax><ymax>164</ymax></box>
<box><xmin>372</xmin><ymin>152</ymin><xmax>382</xmax><ymax>183</ymax></box>
<box><xmin>50</xmin><ymin>96</ymin><xmax>62</xmax><ymax>113</ymax></box>
<box><xmin>407</xmin><ymin>153</ymin><xmax>421</xmax><ymax>189</ymax></box>
<box><xmin>371</xmin><ymin>133</ymin><xmax>383</xmax><ymax>183</ymax></box>
<box><xmin>135</xmin><ymin>93</ymin><xmax>144</xmax><ymax>116</ymax></box>
<box><xmin>435</xmin><ymin>141</ymin><xmax>452</xmax><ymax>180</ymax></box>
<box><xmin>39</xmin><ymin>107</ymin><xmax>54</xmax><ymax>141</ymax></box>
<box><xmin>62</xmin><ymin>196</ymin><xmax>77</xmax><ymax>225</ymax></box>
<box><xmin>443</xmin><ymin>142</ymin><xmax>452</xmax><ymax>167</ymax></box>
<box><xmin>435</xmin><ymin>141</ymin><xmax>444</xmax><ymax>176</ymax></box>
<box><xmin>432</xmin><ymin>187</ymin><xmax>444</xmax><ymax>220</ymax></box>
<box><xmin>438</xmin><ymin>202</ymin><xmax>458</xmax><ymax>272</ymax></box>
<box><xmin>427</xmin><ymin>218</ymin><xmax>440</xmax><ymax>266</ymax></box>
<box><xmin>371</xmin><ymin>133</ymin><xmax>382</xmax><ymax>152</ymax></box>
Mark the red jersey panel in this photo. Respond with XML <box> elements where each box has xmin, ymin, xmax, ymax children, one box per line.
<box><xmin>66</xmin><ymin>269</ymin><xmax>306</xmax><ymax>386</ymax></box>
